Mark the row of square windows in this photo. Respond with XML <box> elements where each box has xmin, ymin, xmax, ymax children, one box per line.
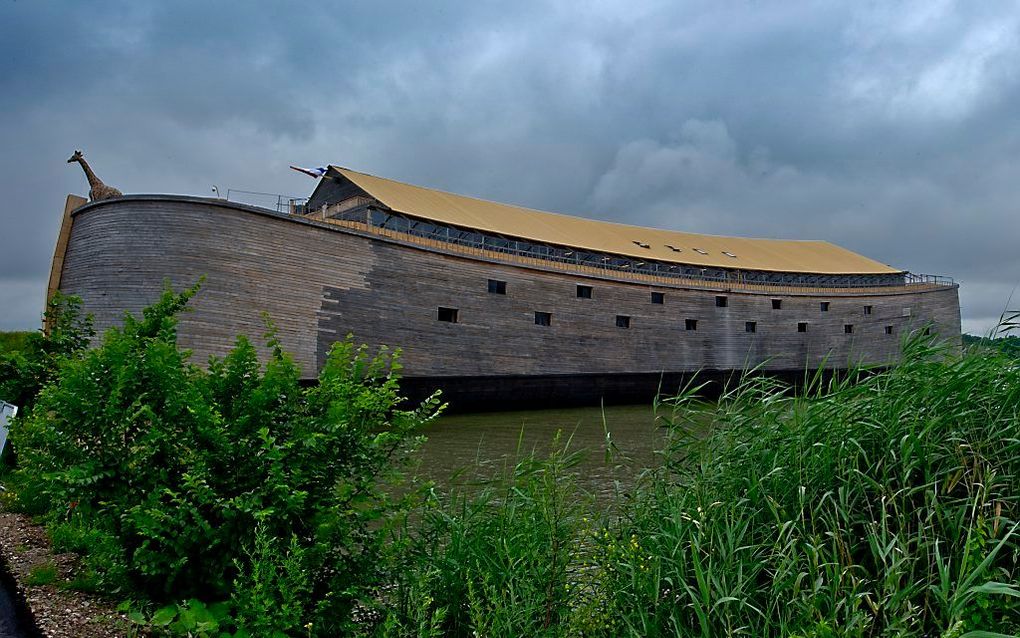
<box><xmin>488</xmin><ymin>279</ymin><xmax>878</xmax><ymax>314</ymax></box>
<box><xmin>438</xmin><ymin>306</ymin><xmax>901</xmax><ymax>335</ymax></box>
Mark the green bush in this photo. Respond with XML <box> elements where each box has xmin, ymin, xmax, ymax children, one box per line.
<box><xmin>9</xmin><ymin>284</ymin><xmax>442</xmax><ymax>635</ymax></box>
<box><xmin>0</xmin><ymin>293</ymin><xmax>93</xmax><ymax>411</ymax></box>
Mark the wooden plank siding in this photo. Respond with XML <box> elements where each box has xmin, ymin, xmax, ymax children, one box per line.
<box><xmin>58</xmin><ymin>196</ymin><xmax>962</xmax><ymax>381</ymax></box>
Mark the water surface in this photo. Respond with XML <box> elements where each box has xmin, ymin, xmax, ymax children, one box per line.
<box><xmin>412</xmin><ymin>404</ymin><xmax>671</xmax><ymax>498</ymax></box>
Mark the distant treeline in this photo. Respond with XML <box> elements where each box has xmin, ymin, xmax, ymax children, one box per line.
<box><xmin>963</xmin><ymin>333</ymin><xmax>1020</xmax><ymax>357</ymax></box>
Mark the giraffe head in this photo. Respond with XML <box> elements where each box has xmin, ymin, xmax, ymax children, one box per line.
<box><xmin>67</xmin><ymin>149</ymin><xmax>83</xmax><ymax>163</ymax></box>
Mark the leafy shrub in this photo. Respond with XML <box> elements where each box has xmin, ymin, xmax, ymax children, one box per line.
<box><xmin>0</xmin><ymin>292</ymin><xmax>93</xmax><ymax>411</ymax></box>
<box><xmin>9</xmin><ymin>283</ymin><xmax>442</xmax><ymax>635</ymax></box>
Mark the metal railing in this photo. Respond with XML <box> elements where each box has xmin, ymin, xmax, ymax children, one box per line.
<box><xmin>226</xmin><ymin>189</ymin><xmax>308</xmax><ymax>214</ymax></box>
<box><xmin>300</xmin><ymin>202</ymin><xmax>955</xmax><ymax>293</ymax></box>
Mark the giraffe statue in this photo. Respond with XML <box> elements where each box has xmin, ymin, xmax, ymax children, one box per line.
<box><xmin>67</xmin><ymin>150</ymin><xmax>122</xmax><ymax>201</ymax></box>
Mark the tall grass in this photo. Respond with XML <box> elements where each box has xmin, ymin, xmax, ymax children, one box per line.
<box><xmin>380</xmin><ymin>333</ymin><xmax>1020</xmax><ymax>637</ymax></box>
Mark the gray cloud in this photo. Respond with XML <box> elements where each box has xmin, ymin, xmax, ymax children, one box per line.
<box><xmin>1</xmin><ymin>0</ymin><xmax>1018</xmax><ymax>335</ymax></box>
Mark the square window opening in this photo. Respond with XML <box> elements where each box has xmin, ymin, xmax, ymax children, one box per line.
<box><xmin>576</xmin><ymin>285</ymin><xmax>593</xmax><ymax>299</ymax></box>
<box><xmin>535</xmin><ymin>311</ymin><xmax>551</xmax><ymax>327</ymax></box>
<box><xmin>487</xmin><ymin>279</ymin><xmax>507</xmax><ymax>295</ymax></box>
<box><xmin>772</xmin><ymin>299</ymin><xmax>782</xmax><ymax>310</ymax></box>
<box><xmin>864</xmin><ymin>305</ymin><xmax>873</xmax><ymax>315</ymax></box>
<box><xmin>820</xmin><ymin>301</ymin><xmax>830</xmax><ymax>312</ymax></box>
<box><xmin>616</xmin><ymin>315</ymin><xmax>631</xmax><ymax>329</ymax></box>
<box><xmin>438</xmin><ymin>307</ymin><xmax>458</xmax><ymax>323</ymax></box>
<box><xmin>651</xmin><ymin>292</ymin><xmax>665</xmax><ymax>305</ymax></box>
<box><xmin>715</xmin><ymin>295</ymin><xmax>728</xmax><ymax>308</ymax></box>
<box><xmin>745</xmin><ymin>321</ymin><xmax>757</xmax><ymax>333</ymax></box>
<box><xmin>884</xmin><ymin>325</ymin><xmax>893</xmax><ymax>335</ymax></box>
<box><xmin>798</xmin><ymin>322</ymin><xmax>808</xmax><ymax>333</ymax></box>
<box><xmin>685</xmin><ymin>319</ymin><xmax>698</xmax><ymax>331</ymax></box>
<box><xmin>844</xmin><ymin>324</ymin><xmax>854</xmax><ymax>334</ymax></box>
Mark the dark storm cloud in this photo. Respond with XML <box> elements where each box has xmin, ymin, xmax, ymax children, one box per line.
<box><xmin>1</xmin><ymin>0</ymin><xmax>1018</xmax><ymax>335</ymax></box>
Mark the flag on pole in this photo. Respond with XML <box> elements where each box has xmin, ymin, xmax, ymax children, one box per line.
<box><xmin>290</xmin><ymin>165</ymin><xmax>328</xmax><ymax>178</ymax></box>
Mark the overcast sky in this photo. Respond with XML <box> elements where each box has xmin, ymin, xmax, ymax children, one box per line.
<box><xmin>1</xmin><ymin>1</ymin><xmax>1018</xmax><ymax>335</ymax></box>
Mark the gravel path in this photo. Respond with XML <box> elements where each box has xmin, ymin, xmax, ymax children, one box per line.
<box><xmin>0</xmin><ymin>509</ymin><xmax>136</xmax><ymax>637</ymax></box>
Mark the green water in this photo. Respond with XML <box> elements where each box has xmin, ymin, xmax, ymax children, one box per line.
<box><xmin>411</xmin><ymin>404</ymin><xmax>671</xmax><ymax>498</ymax></box>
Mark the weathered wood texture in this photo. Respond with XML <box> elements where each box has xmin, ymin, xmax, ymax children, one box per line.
<box><xmin>59</xmin><ymin>196</ymin><xmax>961</xmax><ymax>380</ymax></box>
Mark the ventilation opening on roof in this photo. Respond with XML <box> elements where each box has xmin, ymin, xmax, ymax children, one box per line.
<box><xmin>577</xmin><ymin>285</ymin><xmax>593</xmax><ymax>299</ymax></box>
<box><xmin>535</xmin><ymin>311</ymin><xmax>551</xmax><ymax>327</ymax></box>
<box><xmin>716</xmin><ymin>295</ymin><xmax>728</xmax><ymax>308</ymax></box>
<box><xmin>694</xmin><ymin>248</ymin><xmax>708</xmax><ymax>255</ymax></box>
<box><xmin>651</xmin><ymin>292</ymin><xmax>665</xmax><ymax>304</ymax></box>
<box><xmin>438</xmin><ymin>307</ymin><xmax>458</xmax><ymax>323</ymax></box>
<box><xmin>722</xmin><ymin>252</ymin><xmax>737</xmax><ymax>258</ymax></box>
<box><xmin>632</xmin><ymin>240</ymin><xmax>650</xmax><ymax>249</ymax></box>
<box><xmin>665</xmin><ymin>245</ymin><xmax>682</xmax><ymax>252</ymax></box>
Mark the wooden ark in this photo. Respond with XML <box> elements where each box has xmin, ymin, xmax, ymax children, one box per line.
<box><xmin>52</xmin><ymin>167</ymin><xmax>961</xmax><ymax>409</ymax></box>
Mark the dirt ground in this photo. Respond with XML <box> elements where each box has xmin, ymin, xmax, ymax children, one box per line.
<box><xmin>0</xmin><ymin>508</ymin><xmax>136</xmax><ymax>637</ymax></box>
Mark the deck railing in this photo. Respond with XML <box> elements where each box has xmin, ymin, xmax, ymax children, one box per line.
<box><xmin>227</xmin><ymin>189</ymin><xmax>308</xmax><ymax>215</ymax></box>
<box><xmin>298</xmin><ymin>202</ymin><xmax>955</xmax><ymax>294</ymax></box>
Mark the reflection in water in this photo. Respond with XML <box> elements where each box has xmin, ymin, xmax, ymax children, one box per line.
<box><xmin>411</xmin><ymin>404</ymin><xmax>671</xmax><ymax>500</ymax></box>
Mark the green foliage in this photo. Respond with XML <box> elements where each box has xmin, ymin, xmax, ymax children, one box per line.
<box><xmin>231</xmin><ymin>525</ymin><xmax>311</xmax><ymax>637</ymax></box>
<box><xmin>592</xmin><ymin>333</ymin><xmax>1020</xmax><ymax>636</ymax></box>
<box><xmin>9</xmin><ymin>283</ymin><xmax>442</xmax><ymax>635</ymax></box>
<box><xmin>0</xmin><ymin>292</ymin><xmax>94</xmax><ymax>410</ymax></box>
<box><xmin>383</xmin><ymin>436</ymin><xmax>587</xmax><ymax>637</ymax></box>
<box><xmin>0</xmin><ymin>331</ymin><xmax>33</xmax><ymax>355</ymax></box>
<box><xmin>962</xmin><ymin>334</ymin><xmax>1020</xmax><ymax>358</ymax></box>
<box><xmin>378</xmin><ymin>332</ymin><xmax>1020</xmax><ymax>637</ymax></box>
<box><xmin>25</xmin><ymin>561</ymin><xmax>58</xmax><ymax>586</ymax></box>
<box><xmin>130</xmin><ymin>598</ymin><xmax>246</xmax><ymax>638</ymax></box>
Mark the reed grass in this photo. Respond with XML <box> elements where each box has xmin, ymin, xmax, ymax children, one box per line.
<box><xmin>380</xmin><ymin>332</ymin><xmax>1020</xmax><ymax>637</ymax></box>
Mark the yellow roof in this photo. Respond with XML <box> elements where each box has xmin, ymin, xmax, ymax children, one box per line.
<box><xmin>330</xmin><ymin>166</ymin><xmax>900</xmax><ymax>275</ymax></box>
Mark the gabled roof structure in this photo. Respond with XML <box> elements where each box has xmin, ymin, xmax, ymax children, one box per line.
<box><xmin>308</xmin><ymin>166</ymin><xmax>900</xmax><ymax>275</ymax></box>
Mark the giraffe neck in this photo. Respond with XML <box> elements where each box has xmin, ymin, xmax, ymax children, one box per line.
<box><xmin>76</xmin><ymin>158</ymin><xmax>103</xmax><ymax>189</ymax></box>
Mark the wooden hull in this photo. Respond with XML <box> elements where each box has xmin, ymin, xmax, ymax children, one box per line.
<box><xmin>55</xmin><ymin>195</ymin><xmax>962</xmax><ymax>405</ymax></box>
